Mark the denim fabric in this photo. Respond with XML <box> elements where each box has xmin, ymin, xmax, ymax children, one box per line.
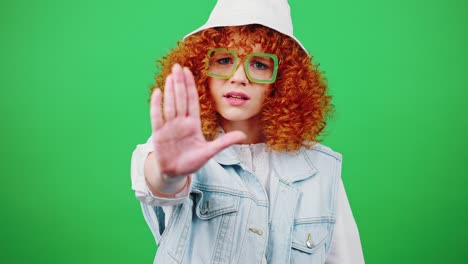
<box><xmin>140</xmin><ymin>143</ymin><xmax>341</xmax><ymax>264</ymax></box>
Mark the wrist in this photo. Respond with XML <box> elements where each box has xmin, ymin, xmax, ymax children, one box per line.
<box><xmin>146</xmin><ymin>174</ymin><xmax>189</xmax><ymax>198</ymax></box>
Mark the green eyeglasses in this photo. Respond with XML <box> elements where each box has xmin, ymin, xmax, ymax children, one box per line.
<box><xmin>206</xmin><ymin>48</ymin><xmax>279</xmax><ymax>84</ymax></box>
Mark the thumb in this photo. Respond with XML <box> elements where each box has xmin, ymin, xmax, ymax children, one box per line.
<box><xmin>206</xmin><ymin>131</ymin><xmax>247</xmax><ymax>157</ymax></box>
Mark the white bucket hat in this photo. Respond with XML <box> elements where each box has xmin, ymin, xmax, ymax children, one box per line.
<box><xmin>184</xmin><ymin>0</ymin><xmax>309</xmax><ymax>56</ymax></box>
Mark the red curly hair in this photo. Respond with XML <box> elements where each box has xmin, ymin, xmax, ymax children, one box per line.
<box><xmin>150</xmin><ymin>24</ymin><xmax>333</xmax><ymax>152</ymax></box>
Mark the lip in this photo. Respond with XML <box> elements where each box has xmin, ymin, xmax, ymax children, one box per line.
<box><xmin>223</xmin><ymin>91</ymin><xmax>250</xmax><ymax>100</ymax></box>
<box><xmin>223</xmin><ymin>91</ymin><xmax>250</xmax><ymax>106</ymax></box>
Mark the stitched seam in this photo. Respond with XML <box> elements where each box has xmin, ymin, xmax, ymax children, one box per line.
<box><xmin>291</xmin><ymin>235</ymin><xmax>327</xmax><ymax>254</ymax></box>
<box><xmin>212</xmin><ymin>213</ymin><xmax>232</xmax><ymax>263</ymax></box>
<box><xmin>286</xmin><ymin>188</ymin><xmax>299</xmax><ymax>263</ymax></box>
<box><xmin>294</xmin><ymin>217</ymin><xmax>336</xmax><ymax>224</ymax></box>
<box><xmin>167</xmin><ymin>252</ymin><xmax>180</xmax><ymax>263</ymax></box>
<box><xmin>192</xmin><ymin>185</ymin><xmax>268</xmax><ymax>206</ymax></box>
<box><xmin>311</xmin><ymin>148</ymin><xmax>341</xmax><ymax>161</ymax></box>
<box><xmin>235</xmin><ymin>200</ymin><xmax>252</xmax><ymax>264</ymax></box>
<box><xmin>141</xmin><ymin>203</ymin><xmax>162</xmax><ymax>245</ymax></box>
<box><xmin>173</xmin><ymin>201</ymin><xmax>192</xmax><ymax>263</ymax></box>
<box><xmin>325</xmin><ymin>158</ymin><xmax>341</xmax><ymax>257</ymax></box>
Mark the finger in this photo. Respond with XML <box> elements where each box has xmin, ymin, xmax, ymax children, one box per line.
<box><xmin>150</xmin><ymin>88</ymin><xmax>163</xmax><ymax>131</ymax></box>
<box><xmin>206</xmin><ymin>131</ymin><xmax>247</xmax><ymax>157</ymax></box>
<box><xmin>172</xmin><ymin>64</ymin><xmax>188</xmax><ymax>117</ymax></box>
<box><xmin>184</xmin><ymin>67</ymin><xmax>200</xmax><ymax>118</ymax></box>
<box><xmin>163</xmin><ymin>74</ymin><xmax>176</xmax><ymax>121</ymax></box>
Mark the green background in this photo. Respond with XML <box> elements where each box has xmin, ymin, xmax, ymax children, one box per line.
<box><xmin>1</xmin><ymin>0</ymin><xmax>467</xmax><ymax>263</ymax></box>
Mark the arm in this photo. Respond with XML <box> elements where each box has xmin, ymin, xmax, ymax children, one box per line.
<box><xmin>130</xmin><ymin>136</ymin><xmax>190</xmax><ymax>244</ymax></box>
<box><xmin>131</xmin><ymin>137</ymin><xmax>191</xmax><ymax>207</ymax></box>
<box><xmin>144</xmin><ymin>151</ymin><xmax>189</xmax><ymax>197</ymax></box>
<box><xmin>132</xmin><ymin>64</ymin><xmax>245</xmax><ymax>205</ymax></box>
<box><xmin>144</xmin><ymin>64</ymin><xmax>245</xmax><ymax>197</ymax></box>
<box><xmin>132</xmin><ymin>64</ymin><xmax>246</xmax><ymax>245</ymax></box>
<box><xmin>325</xmin><ymin>179</ymin><xmax>365</xmax><ymax>264</ymax></box>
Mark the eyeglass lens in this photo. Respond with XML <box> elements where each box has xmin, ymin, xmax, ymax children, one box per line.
<box><xmin>208</xmin><ymin>51</ymin><xmax>275</xmax><ymax>81</ymax></box>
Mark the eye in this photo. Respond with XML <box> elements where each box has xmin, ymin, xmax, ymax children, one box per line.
<box><xmin>217</xmin><ymin>57</ymin><xmax>233</xmax><ymax>65</ymax></box>
<box><xmin>251</xmin><ymin>61</ymin><xmax>269</xmax><ymax>70</ymax></box>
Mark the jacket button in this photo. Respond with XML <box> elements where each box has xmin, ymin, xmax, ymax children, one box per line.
<box><xmin>248</xmin><ymin>227</ymin><xmax>264</xmax><ymax>236</ymax></box>
<box><xmin>200</xmin><ymin>200</ymin><xmax>209</xmax><ymax>215</ymax></box>
<box><xmin>306</xmin><ymin>233</ymin><xmax>314</xmax><ymax>248</ymax></box>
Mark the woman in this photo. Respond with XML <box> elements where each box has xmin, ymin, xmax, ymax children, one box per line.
<box><xmin>131</xmin><ymin>0</ymin><xmax>364</xmax><ymax>263</ymax></box>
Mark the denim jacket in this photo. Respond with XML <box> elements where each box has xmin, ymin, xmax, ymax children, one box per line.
<box><xmin>135</xmin><ymin>143</ymin><xmax>342</xmax><ymax>264</ymax></box>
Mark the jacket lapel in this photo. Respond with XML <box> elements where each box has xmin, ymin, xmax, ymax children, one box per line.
<box><xmin>270</xmin><ymin>149</ymin><xmax>317</xmax><ymax>184</ymax></box>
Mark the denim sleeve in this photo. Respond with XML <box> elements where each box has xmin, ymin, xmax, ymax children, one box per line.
<box><xmin>131</xmin><ymin>136</ymin><xmax>192</xmax><ymax>206</ymax></box>
<box><xmin>131</xmin><ymin>136</ymin><xmax>192</xmax><ymax>244</ymax></box>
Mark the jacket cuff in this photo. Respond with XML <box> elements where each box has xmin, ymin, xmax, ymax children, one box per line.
<box><xmin>143</xmin><ymin>176</ymin><xmax>192</xmax><ymax>206</ymax></box>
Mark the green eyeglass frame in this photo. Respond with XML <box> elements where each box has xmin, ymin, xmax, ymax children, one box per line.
<box><xmin>206</xmin><ymin>48</ymin><xmax>279</xmax><ymax>84</ymax></box>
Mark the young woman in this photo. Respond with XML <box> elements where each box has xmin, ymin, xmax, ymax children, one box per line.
<box><xmin>131</xmin><ymin>1</ymin><xmax>364</xmax><ymax>263</ymax></box>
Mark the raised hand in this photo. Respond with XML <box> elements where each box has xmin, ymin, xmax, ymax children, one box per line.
<box><xmin>145</xmin><ymin>64</ymin><xmax>246</xmax><ymax>194</ymax></box>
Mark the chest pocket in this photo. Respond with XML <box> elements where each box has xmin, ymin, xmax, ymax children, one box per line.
<box><xmin>291</xmin><ymin>222</ymin><xmax>329</xmax><ymax>263</ymax></box>
<box><xmin>194</xmin><ymin>191</ymin><xmax>240</xmax><ymax>220</ymax></box>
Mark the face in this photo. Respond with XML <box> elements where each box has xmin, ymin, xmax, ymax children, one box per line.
<box><xmin>208</xmin><ymin>43</ymin><xmax>273</xmax><ymax>127</ymax></box>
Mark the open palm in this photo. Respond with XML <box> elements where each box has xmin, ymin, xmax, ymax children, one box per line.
<box><xmin>150</xmin><ymin>64</ymin><xmax>245</xmax><ymax>177</ymax></box>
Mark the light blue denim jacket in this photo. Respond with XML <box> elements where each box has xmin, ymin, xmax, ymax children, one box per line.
<box><xmin>136</xmin><ymin>143</ymin><xmax>341</xmax><ymax>264</ymax></box>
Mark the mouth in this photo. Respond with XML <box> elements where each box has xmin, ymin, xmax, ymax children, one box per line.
<box><xmin>223</xmin><ymin>92</ymin><xmax>250</xmax><ymax>100</ymax></box>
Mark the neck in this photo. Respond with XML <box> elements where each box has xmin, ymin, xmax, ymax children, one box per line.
<box><xmin>220</xmin><ymin>117</ymin><xmax>264</xmax><ymax>144</ymax></box>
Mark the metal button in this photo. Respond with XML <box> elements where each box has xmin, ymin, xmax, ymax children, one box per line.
<box><xmin>249</xmin><ymin>227</ymin><xmax>264</xmax><ymax>236</ymax></box>
<box><xmin>306</xmin><ymin>233</ymin><xmax>314</xmax><ymax>248</ymax></box>
<box><xmin>200</xmin><ymin>200</ymin><xmax>209</xmax><ymax>215</ymax></box>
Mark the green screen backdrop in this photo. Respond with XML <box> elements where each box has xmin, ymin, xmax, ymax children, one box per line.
<box><xmin>1</xmin><ymin>0</ymin><xmax>467</xmax><ymax>263</ymax></box>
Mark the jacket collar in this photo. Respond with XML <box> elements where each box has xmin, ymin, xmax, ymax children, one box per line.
<box><xmin>212</xmin><ymin>130</ymin><xmax>242</xmax><ymax>166</ymax></box>
<box><xmin>270</xmin><ymin>149</ymin><xmax>317</xmax><ymax>184</ymax></box>
<box><xmin>213</xmin><ymin>146</ymin><xmax>241</xmax><ymax>165</ymax></box>
<box><xmin>212</xmin><ymin>143</ymin><xmax>317</xmax><ymax>184</ymax></box>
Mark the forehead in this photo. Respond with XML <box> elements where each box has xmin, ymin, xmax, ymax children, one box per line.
<box><xmin>225</xmin><ymin>33</ymin><xmax>264</xmax><ymax>55</ymax></box>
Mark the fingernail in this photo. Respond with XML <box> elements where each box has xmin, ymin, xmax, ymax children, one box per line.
<box><xmin>173</xmin><ymin>63</ymin><xmax>181</xmax><ymax>71</ymax></box>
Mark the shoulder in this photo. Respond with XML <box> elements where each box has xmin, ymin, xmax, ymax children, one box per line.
<box><xmin>268</xmin><ymin>143</ymin><xmax>342</xmax><ymax>184</ymax></box>
<box><xmin>293</xmin><ymin>144</ymin><xmax>343</xmax><ymax>219</ymax></box>
<box><xmin>299</xmin><ymin>143</ymin><xmax>343</xmax><ymax>182</ymax></box>
<box><xmin>300</xmin><ymin>143</ymin><xmax>342</xmax><ymax>162</ymax></box>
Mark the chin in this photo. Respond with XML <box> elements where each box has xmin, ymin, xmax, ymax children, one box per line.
<box><xmin>220</xmin><ymin>114</ymin><xmax>251</xmax><ymax>122</ymax></box>
<box><xmin>219</xmin><ymin>111</ymin><xmax>261</xmax><ymax>123</ymax></box>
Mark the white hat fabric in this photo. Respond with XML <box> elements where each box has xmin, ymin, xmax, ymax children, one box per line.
<box><xmin>184</xmin><ymin>0</ymin><xmax>309</xmax><ymax>55</ymax></box>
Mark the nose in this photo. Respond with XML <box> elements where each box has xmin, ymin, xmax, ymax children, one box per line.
<box><xmin>229</xmin><ymin>63</ymin><xmax>249</xmax><ymax>86</ymax></box>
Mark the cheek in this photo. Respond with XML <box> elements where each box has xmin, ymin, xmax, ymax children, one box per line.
<box><xmin>208</xmin><ymin>78</ymin><xmax>214</xmax><ymax>92</ymax></box>
<box><xmin>208</xmin><ymin>79</ymin><xmax>224</xmax><ymax>108</ymax></box>
<box><xmin>208</xmin><ymin>80</ymin><xmax>217</xmax><ymax>100</ymax></box>
<box><xmin>208</xmin><ymin>78</ymin><xmax>222</xmax><ymax>95</ymax></box>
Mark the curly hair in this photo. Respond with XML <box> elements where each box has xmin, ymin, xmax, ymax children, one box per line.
<box><xmin>150</xmin><ymin>24</ymin><xmax>333</xmax><ymax>152</ymax></box>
